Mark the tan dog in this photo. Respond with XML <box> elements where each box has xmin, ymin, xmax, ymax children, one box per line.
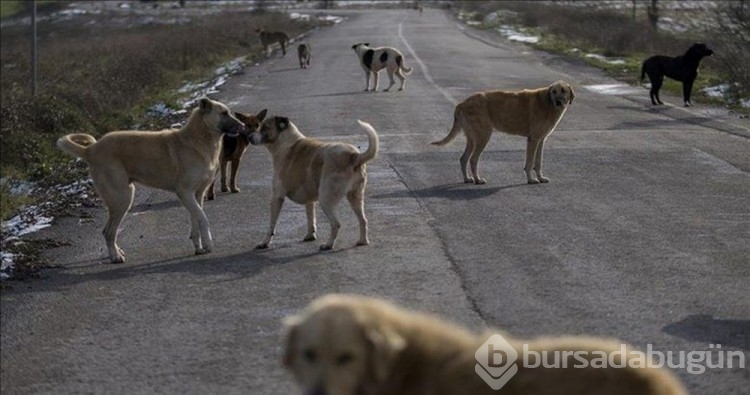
<box><xmin>298</xmin><ymin>44</ymin><xmax>311</xmax><ymax>69</ymax></box>
<box><xmin>207</xmin><ymin>109</ymin><xmax>267</xmax><ymax>200</ymax></box>
<box><xmin>256</xmin><ymin>27</ymin><xmax>289</xmax><ymax>57</ymax></box>
<box><xmin>283</xmin><ymin>294</ymin><xmax>687</xmax><ymax>395</ymax></box>
<box><xmin>248</xmin><ymin>117</ymin><xmax>379</xmax><ymax>250</ymax></box>
<box><xmin>56</xmin><ymin>98</ymin><xmax>246</xmax><ymax>263</ymax></box>
<box><xmin>351</xmin><ymin>43</ymin><xmax>413</xmax><ymax>92</ymax></box>
<box><xmin>432</xmin><ymin>81</ymin><xmax>575</xmax><ymax>184</ymax></box>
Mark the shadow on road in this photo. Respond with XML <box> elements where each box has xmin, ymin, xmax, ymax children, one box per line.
<box><xmin>298</xmin><ymin>90</ymin><xmax>369</xmax><ymax>99</ymax></box>
<box><xmin>130</xmin><ymin>200</ymin><xmax>182</xmax><ymax>214</ymax></box>
<box><xmin>373</xmin><ymin>182</ymin><xmax>527</xmax><ymax>201</ymax></box>
<box><xmin>663</xmin><ymin>314</ymin><xmax>750</xmax><ymax>351</ymax></box>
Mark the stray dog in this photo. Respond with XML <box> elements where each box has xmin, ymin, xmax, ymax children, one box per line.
<box><xmin>283</xmin><ymin>294</ymin><xmax>688</xmax><ymax>395</ymax></box>
<box><xmin>248</xmin><ymin>117</ymin><xmax>379</xmax><ymax>250</ymax></box>
<box><xmin>56</xmin><ymin>98</ymin><xmax>246</xmax><ymax>263</ymax></box>
<box><xmin>256</xmin><ymin>27</ymin><xmax>289</xmax><ymax>57</ymax></box>
<box><xmin>351</xmin><ymin>43</ymin><xmax>413</xmax><ymax>92</ymax></box>
<box><xmin>641</xmin><ymin>43</ymin><xmax>714</xmax><ymax>107</ymax></box>
<box><xmin>207</xmin><ymin>109</ymin><xmax>267</xmax><ymax>200</ymax></box>
<box><xmin>297</xmin><ymin>43</ymin><xmax>311</xmax><ymax>69</ymax></box>
<box><xmin>432</xmin><ymin>81</ymin><xmax>575</xmax><ymax>185</ymax></box>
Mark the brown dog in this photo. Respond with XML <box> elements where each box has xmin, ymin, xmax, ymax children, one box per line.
<box><xmin>207</xmin><ymin>109</ymin><xmax>267</xmax><ymax>200</ymax></box>
<box><xmin>432</xmin><ymin>81</ymin><xmax>575</xmax><ymax>185</ymax></box>
<box><xmin>56</xmin><ymin>98</ymin><xmax>246</xmax><ymax>263</ymax></box>
<box><xmin>283</xmin><ymin>294</ymin><xmax>688</xmax><ymax>395</ymax></box>
<box><xmin>248</xmin><ymin>117</ymin><xmax>378</xmax><ymax>250</ymax></box>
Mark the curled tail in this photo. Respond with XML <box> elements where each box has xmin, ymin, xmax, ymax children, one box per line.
<box><xmin>431</xmin><ymin>105</ymin><xmax>462</xmax><ymax>146</ymax></box>
<box><xmin>354</xmin><ymin>120</ymin><xmax>379</xmax><ymax>168</ymax></box>
<box><xmin>56</xmin><ymin>133</ymin><xmax>97</xmax><ymax>161</ymax></box>
<box><xmin>396</xmin><ymin>55</ymin><xmax>413</xmax><ymax>75</ymax></box>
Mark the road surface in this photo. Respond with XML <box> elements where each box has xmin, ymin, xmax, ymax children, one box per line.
<box><xmin>2</xmin><ymin>9</ymin><xmax>749</xmax><ymax>395</ymax></box>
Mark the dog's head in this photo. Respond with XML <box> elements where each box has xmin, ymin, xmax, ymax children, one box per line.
<box><xmin>249</xmin><ymin>115</ymin><xmax>295</xmax><ymax>146</ymax></box>
<box><xmin>283</xmin><ymin>295</ymin><xmax>406</xmax><ymax>395</ymax></box>
<box><xmin>196</xmin><ymin>97</ymin><xmax>246</xmax><ymax>137</ymax></box>
<box><xmin>234</xmin><ymin>109</ymin><xmax>267</xmax><ymax>141</ymax></box>
<box><xmin>548</xmin><ymin>80</ymin><xmax>575</xmax><ymax>108</ymax></box>
<box><xmin>686</xmin><ymin>43</ymin><xmax>714</xmax><ymax>59</ymax></box>
<box><xmin>351</xmin><ymin>43</ymin><xmax>370</xmax><ymax>53</ymax></box>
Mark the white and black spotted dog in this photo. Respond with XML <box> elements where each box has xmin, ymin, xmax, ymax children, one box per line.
<box><xmin>351</xmin><ymin>43</ymin><xmax>413</xmax><ymax>92</ymax></box>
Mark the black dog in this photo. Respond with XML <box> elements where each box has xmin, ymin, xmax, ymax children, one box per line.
<box><xmin>640</xmin><ymin>43</ymin><xmax>714</xmax><ymax>107</ymax></box>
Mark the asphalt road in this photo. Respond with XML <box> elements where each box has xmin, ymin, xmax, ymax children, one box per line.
<box><xmin>2</xmin><ymin>9</ymin><xmax>749</xmax><ymax>395</ymax></box>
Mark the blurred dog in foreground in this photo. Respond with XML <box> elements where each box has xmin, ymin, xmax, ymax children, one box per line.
<box><xmin>432</xmin><ymin>81</ymin><xmax>575</xmax><ymax>185</ymax></box>
<box><xmin>249</xmin><ymin>117</ymin><xmax>379</xmax><ymax>250</ymax></box>
<box><xmin>57</xmin><ymin>98</ymin><xmax>246</xmax><ymax>263</ymax></box>
<box><xmin>207</xmin><ymin>109</ymin><xmax>267</xmax><ymax>200</ymax></box>
<box><xmin>641</xmin><ymin>43</ymin><xmax>714</xmax><ymax>107</ymax></box>
<box><xmin>283</xmin><ymin>294</ymin><xmax>687</xmax><ymax>395</ymax></box>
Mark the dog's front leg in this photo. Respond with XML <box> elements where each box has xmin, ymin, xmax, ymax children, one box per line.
<box><xmin>364</xmin><ymin>71</ymin><xmax>371</xmax><ymax>91</ymax></box>
<box><xmin>303</xmin><ymin>202</ymin><xmax>317</xmax><ymax>242</ymax></box>
<box><xmin>372</xmin><ymin>71</ymin><xmax>380</xmax><ymax>91</ymax></box>
<box><xmin>257</xmin><ymin>196</ymin><xmax>284</xmax><ymax>249</ymax></box>
<box><xmin>178</xmin><ymin>191</ymin><xmax>212</xmax><ymax>254</ymax></box>
<box><xmin>524</xmin><ymin>136</ymin><xmax>543</xmax><ymax>184</ymax></box>
<box><xmin>683</xmin><ymin>79</ymin><xmax>695</xmax><ymax>107</ymax></box>
<box><xmin>533</xmin><ymin>136</ymin><xmax>550</xmax><ymax>183</ymax></box>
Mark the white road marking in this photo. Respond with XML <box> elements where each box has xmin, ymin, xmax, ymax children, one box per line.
<box><xmin>398</xmin><ymin>22</ymin><xmax>457</xmax><ymax>106</ymax></box>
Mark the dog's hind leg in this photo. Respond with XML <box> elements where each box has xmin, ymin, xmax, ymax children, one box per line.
<box><xmin>383</xmin><ymin>66</ymin><xmax>396</xmax><ymax>92</ymax></box>
<box><xmin>363</xmin><ymin>71</ymin><xmax>371</xmax><ymax>91</ymax></box>
<box><xmin>94</xmin><ymin>171</ymin><xmax>133</xmax><ymax>263</ymax></box>
<box><xmin>533</xmin><ymin>136</ymin><xmax>550</xmax><ymax>183</ymax></box>
<box><xmin>229</xmin><ymin>158</ymin><xmax>241</xmax><ymax>193</ymax></box>
<box><xmin>220</xmin><ymin>160</ymin><xmax>230</xmax><ymax>193</ymax></box>
<box><xmin>460</xmin><ymin>135</ymin><xmax>476</xmax><ymax>183</ymax></box>
<box><xmin>469</xmin><ymin>131</ymin><xmax>491</xmax><ymax>185</ymax></box>
<box><xmin>395</xmin><ymin>67</ymin><xmax>406</xmax><ymax>91</ymax></box>
<box><xmin>347</xmin><ymin>183</ymin><xmax>369</xmax><ymax>246</ymax></box>
<box><xmin>318</xmin><ymin>181</ymin><xmax>347</xmax><ymax>251</ymax></box>
<box><xmin>682</xmin><ymin>79</ymin><xmax>694</xmax><ymax>107</ymax></box>
<box><xmin>649</xmin><ymin>75</ymin><xmax>664</xmax><ymax>105</ymax></box>
<box><xmin>303</xmin><ymin>202</ymin><xmax>317</xmax><ymax>242</ymax></box>
<box><xmin>372</xmin><ymin>71</ymin><xmax>380</xmax><ymax>91</ymax></box>
<box><xmin>177</xmin><ymin>191</ymin><xmax>212</xmax><ymax>254</ymax></box>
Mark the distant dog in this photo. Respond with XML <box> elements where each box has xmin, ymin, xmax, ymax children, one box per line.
<box><xmin>641</xmin><ymin>43</ymin><xmax>714</xmax><ymax>107</ymax></box>
<box><xmin>297</xmin><ymin>43</ymin><xmax>311</xmax><ymax>68</ymax></box>
<box><xmin>256</xmin><ymin>27</ymin><xmax>289</xmax><ymax>57</ymax></box>
<box><xmin>351</xmin><ymin>43</ymin><xmax>413</xmax><ymax>92</ymax></box>
<box><xmin>207</xmin><ymin>109</ymin><xmax>267</xmax><ymax>200</ymax></box>
<box><xmin>249</xmin><ymin>117</ymin><xmax>379</xmax><ymax>250</ymax></box>
<box><xmin>283</xmin><ymin>294</ymin><xmax>688</xmax><ymax>395</ymax></box>
<box><xmin>56</xmin><ymin>98</ymin><xmax>246</xmax><ymax>263</ymax></box>
<box><xmin>432</xmin><ymin>81</ymin><xmax>575</xmax><ymax>185</ymax></box>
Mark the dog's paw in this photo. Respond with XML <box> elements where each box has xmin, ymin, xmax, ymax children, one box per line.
<box><xmin>255</xmin><ymin>243</ymin><xmax>270</xmax><ymax>250</ymax></box>
<box><xmin>206</xmin><ymin>194</ymin><xmax>215</xmax><ymax>201</ymax></box>
<box><xmin>356</xmin><ymin>239</ymin><xmax>369</xmax><ymax>246</ymax></box>
<box><xmin>303</xmin><ymin>234</ymin><xmax>316</xmax><ymax>242</ymax></box>
<box><xmin>398</xmin><ymin>87</ymin><xmax>404</xmax><ymax>91</ymax></box>
<box><xmin>527</xmin><ymin>179</ymin><xmax>540</xmax><ymax>185</ymax></box>
<box><xmin>464</xmin><ymin>177</ymin><xmax>475</xmax><ymax>184</ymax></box>
<box><xmin>110</xmin><ymin>256</ymin><xmax>125</xmax><ymax>264</ymax></box>
<box><xmin>538</xmin><ymin>176</ymin><xmax>550</xmax><ymax>183</ymax></box>
<box><xmin>231</xmin><ymin>187</ymin><xmax>240</xmax><ymax>193</ymax></box>
<box><xmin>221</xmin><ymin>185</ymin><xmax>229</xmax><ymax>193</ymax></box>
<box><xmin>319</xmin><ymin>244</ymin><xmax>333</xmax><ymax>251</ymax></box>
<box><xmin>474</xmin><ymin>178</ymin><xmax>487</xmax><ymax>185</ymax></box>
<box><xmin>195</xmin><ymin>248</ymin><xmax>210</xmax><ymax>255</ymax></box>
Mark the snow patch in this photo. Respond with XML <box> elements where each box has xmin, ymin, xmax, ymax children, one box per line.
<box><xmin>585</xmin><ymin>53</ymin><xmax>626</xmax><ymax>65</ymax></box>
<box><xmin>583</xmin><ymin>84</ymin><xmax>642</xmax><ymax>95</ymax></box>
<box><xmin>497</xmin><ymin>26</ymin><xmax>539</xmax><ymax>44</ymax></box>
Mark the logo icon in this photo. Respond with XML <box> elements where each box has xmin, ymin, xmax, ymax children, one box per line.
<box><xmin>475</xmin><ymin>334</ymin><xmax>519</xmax><ymax>390</ymax></box>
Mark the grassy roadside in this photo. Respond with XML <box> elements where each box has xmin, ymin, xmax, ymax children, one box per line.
<box><xmin>454</xmin><ymin>2</ymin><xmax>749</xmax><ymax>113</ymax></box>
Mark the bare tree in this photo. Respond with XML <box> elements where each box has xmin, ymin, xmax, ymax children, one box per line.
<box><xmin>647</xmin><ymin>0</ymin><xmax>659</xmax><ymax>31</ymax></box>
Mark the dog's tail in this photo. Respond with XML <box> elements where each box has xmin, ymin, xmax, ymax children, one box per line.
<box><xmin>431</xmin><ymin>105</ymin><xmax>462</xmax><ymax>146</ymax></box>
<box><xmin>56</xmin><ymin>133</ymin><xmax>97</xmax><ymax>161</ymax></box>
<box><xmin>354</xmin><ymin>120</ymin><xmax>379</xmax><ymax>168</ymax></box>
<box><xmin>640</xmin><ymin>61</ymin><xmax>646</xmax><ymax>83</ymax></box>
<box><xmin>396</xmin><ymin>55</ymin><xmax>413</xmax><ymax>75</ymax></box>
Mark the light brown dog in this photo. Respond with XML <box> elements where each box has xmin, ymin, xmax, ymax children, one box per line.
<box><xmin>248</xmin><ymin>117</ymin><xmax>379</xmax><ymax>251</ymax></box>
<box><xmin>283</xmin><ymin>294</ymin><xmax>688</xmax><ymax>395</ymax></box>
<box><xmin>432</xmin><ymin>81</ymin><xmax>575</xmax><ymax>185</ymax></box>
<box><xmin>256</xmin><ymin>27</ymin><xmax>289</xmax><ymax>57</ymax></box>
<box><xmin>56</xmin><ymin>98</ymin><xmax>246</xmax><ymax>263</ymax></box>
<box><xmin>207</xmin><ymin>109</ymin><xmax>267</xmax><ymax>200</ymax></box>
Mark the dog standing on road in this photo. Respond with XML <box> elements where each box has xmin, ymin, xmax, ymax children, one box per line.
<box><xmin>56</xmin><ymin>98</ymin><xmax>246</xmax><ymax>263</ymax></box>
<box><xmin>256</xmin><ymin>27</ymin><xmax>289</xmax><ymax>57</ymax></box>
<box><xmin>641</xmin><ymin>43</ymin><xmax>714</xmax><ymax>107</ymax></box>
<box><xmin>297</xmin><ymin>43</ymin><xmax>311</xmax><ymax>68</ymax></box>
<box><xmin>432</xmin><ymin>81</ymin><xmax>575</xmax><ymax>185</ymax></box>
<box><xmin>249</xmin><ymin>116</ymin><xmax>379</xmax><ymax>250</ymax></box>
<box><xmin>351</xmin><ymin>43</ymin><xmax>413</xmax><ymax>92</ymax></box>
<box><xmin>283</xmin><ymin>294</ymin><xmax>688</xmax><ymax>395</ymax></box>
<box><xmin>207</xmin><ymin>109</ymin><xmax>267</xmax><ymax>200</ymax></box>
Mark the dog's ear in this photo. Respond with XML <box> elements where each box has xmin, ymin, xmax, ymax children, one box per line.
<box><xmin>275</xmin><ymin>116</ymin><xmax>290</xmax><ymax>131</ymax></box>
<box><xmin>281</xmin><ymin>315</ymin><xmax>302</xmax><ymax>368</ymax></box>
<box><xmin>364</xmin><ymin>42</ymin><xmax>370</xmax><ymax>47</ymax></box>
<box><xmin>352</xmin><ymin>44</ymin><xmax>358</xmax><ymax>50</ymax></box>
<box><xmin>199</xmin><ymin>97</ymin><xmax>213</xmax><ymax>113</ymax></box>
<box><xmin>234</xmin><ymin>112</ymin><xmax>248</xmax><ymax>122</ymax></box>
<box><xmin>365</xmin><ymin>324</ymin><xmax>406</xmax><ymax>383</ymax></box>
<box><xmin>257</xmin><ymin>109</ymin><xmax>268</xmax><ymax>121</ymax></box>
